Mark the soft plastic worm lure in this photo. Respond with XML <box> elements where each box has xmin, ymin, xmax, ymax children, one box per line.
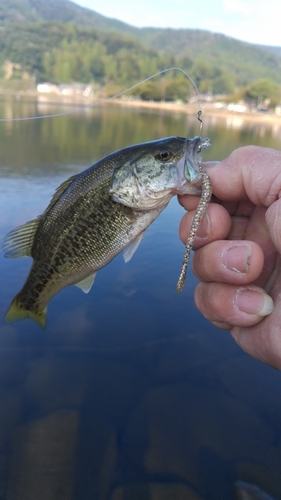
<box><xmin>176</xmin><ymin>137</ymin><xmax>212</xmax><ymax>292</ymax></box>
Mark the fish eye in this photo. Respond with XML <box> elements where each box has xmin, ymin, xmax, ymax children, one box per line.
<box><xmin>155</xmin><ymin>149</ymin><xmax>173</xmax><ymax>162</ymax></box>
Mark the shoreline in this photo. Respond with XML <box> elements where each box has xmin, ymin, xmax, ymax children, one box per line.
<box><xmin>1</xmin><ymin>90</ymin><xmax>281</xmax><ymax>125</ymax></box>
<box><xmin>109</xmin><ymin>98</ymin><xmax>281</xmax><ymax>125</ymax></box>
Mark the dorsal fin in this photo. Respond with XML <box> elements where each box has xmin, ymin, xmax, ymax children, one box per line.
<box><xmin>43</xmin><ymin>174</ymin><xmax>77</xmax><ymax>213</ymax></box>
<box><xmin>2</xmin><ymin>218</ymin><xmax>40</xmax><ymax>258</ymax></box>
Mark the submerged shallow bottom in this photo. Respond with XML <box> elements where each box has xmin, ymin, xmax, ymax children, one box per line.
<box><xmin>2</xmin><ymin>325</ymin><xmax>281</xmax><ymax>499</ymax></box>
<box><xmin>0</xmin><ymin>100</ymin><xmax>281</xmax><ymax>499</ymax></box>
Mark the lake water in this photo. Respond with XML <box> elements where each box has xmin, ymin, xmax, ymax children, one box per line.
<box><xmin>0</xmin><ymin>97</ymin><xmax>281</xmax><ymax>499</ymax></box>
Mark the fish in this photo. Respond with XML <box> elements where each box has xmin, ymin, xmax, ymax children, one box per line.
<box><xmin>2</xmin><ymin>135</ymin><xmax>211</xmax><ymax>328</ymax></box>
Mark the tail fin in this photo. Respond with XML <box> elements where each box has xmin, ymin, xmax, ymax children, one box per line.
<box><xmin>4</xmin><ymin>295</ymin><xmax>47</xmax><ymax>329</ymax></box>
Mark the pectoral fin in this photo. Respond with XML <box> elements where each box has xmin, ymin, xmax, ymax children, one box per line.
<box><xmin>74</xmin><ymin>273</ymin><xmax>97</xmax><ymax>293</ymax></box>
<box><xmin>123</xmin><ymin>232</ymin><xmax>144</xmax><ymax>263</ymax></box>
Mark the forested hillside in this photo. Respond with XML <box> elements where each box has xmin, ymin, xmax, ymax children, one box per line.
<box><xmin>0</xmin><ymin>0</ymin><xmax>133</xmax><ymax>33</ymax></box>
<box><xmin>0</xmin><ymin>23</ymin><xmax>173</xmax><ymax>86</ymax></box>
<box><xmin>0</xmin><ymin>0</ymin><xmax>281</xmax><ymax>103</ymax></box>
<box><xmin>136</xmin><ymin>29</ymin><xmax>281</xmax><ymax>87</ymax></box>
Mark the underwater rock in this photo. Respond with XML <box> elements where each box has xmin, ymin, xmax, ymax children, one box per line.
<box><xmin>110</xmin><ymin>482</ymin><xmax>203</xmax><ymax>500</ymax></box>
<box><xmin>24</xmin><ymin>357</ymin><xmax>89</xmax><ymax>413</ymax></box>
<box><xmin>123</xmin><ymin>382</ymin><xmax>273</xmax><ymax>486</ymax></box>
<box><xmin>7</xmin><ymin>409</ymin><xmax>79</xmax><ymax>500</ymax></box>
<box><xmin>234</xmin><ymin>463</ymin><xmax>281</xmax><ymax>500</ymax></box>
<box><xmin>0</xmin><ymin>452</ymin><xmax>9</xmax><ymax>500</ymax></box>
<box><xmin>216</xmin><ymin>355</ymin><xmax>281</xmax><ymax>428</ymax></box>
<box><xmin>0</xmin><ymin>354</ymin><xmax>25</xmax><ymax>384</ymax></box>
<box><xmin>152</xmin><ymin>335</ymin><xmax>222</xmax><ymax>383</ymax></box>
<box><xmin>0</xmin><ymin>389</ymin><xmax>22</xmax><ymax>448</ymax></box>
<box><xmin>84</xmin><ymin>359</ymin><xmax>148</xmax><ymax>427</ymax></box>
<box><xmin>235</xmin><ymin>480</ymin><xmax>277</xmax><ymax>500</ymax></box>
<box><xmin>74</xmin><ymin>415</ymin><xmax>117</xmax><ymax>500</ymax></box>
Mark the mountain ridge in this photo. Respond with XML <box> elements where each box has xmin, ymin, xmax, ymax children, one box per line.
<box><xmin>0</xmin><ymin>0</ymin><xmax>281</xmax><ymax>93</ymax></box>
<box><xmin>0</xmin><ymin>0</ymin><xmax>137</xmax><ymax>34</ymax></box>
<box><xmin>1</xmin><ymin>0</ymin><xmax>280</xmax><ymax>56</ymax></box>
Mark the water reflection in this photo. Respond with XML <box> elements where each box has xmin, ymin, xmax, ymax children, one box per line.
<box><xmin>0</xmin><ymin>99</ymin><xmax>281</xmax><ymax>499</ymax></box>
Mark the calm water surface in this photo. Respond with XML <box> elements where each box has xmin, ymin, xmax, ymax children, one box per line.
<box><xmin>0</xmin><ymin>97</ymin><xmax>281</xmax><ymax>499</ymax></box>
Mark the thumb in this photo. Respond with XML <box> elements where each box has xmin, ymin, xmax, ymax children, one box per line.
<box><xmin>266</xmin><ymin>198</ymin><xmax>281</xmax><ymax>253</ymax></box>
<box><xmin>207</xmin><ymin>146</ymin><xmax>281</xmax><ymax>207</ymax></box>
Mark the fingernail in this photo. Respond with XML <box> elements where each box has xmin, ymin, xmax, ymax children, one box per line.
<box><xmin>223</xmin><ymin>245</ymin><xmax>252</xmax><ymax>274</ymax></box>
<box><xmin>235</xmin><ymin>288</ymin><xmax>274</xmax><ymax>317</ymax></box>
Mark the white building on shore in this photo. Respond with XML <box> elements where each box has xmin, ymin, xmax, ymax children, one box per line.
<box><xmin>37</xmin><ymin>83</ymin><xmax>93</xmax><ymax>97</ymax></box>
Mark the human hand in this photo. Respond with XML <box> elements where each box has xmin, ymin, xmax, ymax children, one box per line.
<box><xmin>178</xmin><ymin>145</ymin><xmax>281</xmax><ymax>370</ymax></box>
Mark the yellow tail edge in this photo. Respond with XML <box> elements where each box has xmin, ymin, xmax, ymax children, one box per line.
<box><xmin>4</xmin><ymin>296</ymin><xmax>47</xmax><ymax>329</ymax></box>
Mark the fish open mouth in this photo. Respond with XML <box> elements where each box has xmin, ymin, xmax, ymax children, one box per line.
<box><xmin>177</xmin><ymin>135</ymin><xmax>211</xmax><ymax>195</ymax></box>
<box><xmin>194</xmin><ymin>135</ymin><xmax>212</xmax><ymax>154</ymax></box>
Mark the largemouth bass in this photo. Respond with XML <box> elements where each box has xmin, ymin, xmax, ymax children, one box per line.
<box><xmin>3</xmin><ymin>135</ymin><xmax>211</xmax><ymax>328</ymax></box>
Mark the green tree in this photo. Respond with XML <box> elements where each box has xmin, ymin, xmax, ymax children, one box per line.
<box><xmin>212</xmin><ymin>73</ymin><xmax>235</xmax><ymax>95</ymax></box>
<box><xmin>114</xmin><ymin>48</ymin><xmax>140</xmax><ymax>85</ymax></box>
<box><xmin>192</xmin><ymin>60</ymin><xmax>214</xmax><ymax>88</ymax></box>
<box><xmin>164</xmin><ymin>78</ymin><xmax>191</xmax><ymax>101</ymax></box>
<box><xmin>178</xmin><ymin>56</ymin><xmax>193</xmax><ymax>71</ymax></box>
<box><xmin>245</xmin><ymin>79</ymin><xmax>281</xmax><ymax>107</ymax></box>
<box><xmin>139</xmin><ymin>81</ymin><xmax>162</xmax><ymax>101</ymax></box>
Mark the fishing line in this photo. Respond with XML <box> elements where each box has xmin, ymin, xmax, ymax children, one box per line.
<box><xmin>0</xmin><ymin>67</ymin><xmax>202</xmax><ymax>128</ymax></box>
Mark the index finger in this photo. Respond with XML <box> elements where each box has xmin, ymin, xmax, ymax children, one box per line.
<box><xmin>178</xmin><ymin>146</ymin><xmax>281</xmax><ymax>216</ymax></box>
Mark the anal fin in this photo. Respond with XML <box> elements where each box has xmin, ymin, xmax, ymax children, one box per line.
<box><xmin>74</xmin><ymin>272</ymin><xmax>97</xmax><ymax>294</ymax></box>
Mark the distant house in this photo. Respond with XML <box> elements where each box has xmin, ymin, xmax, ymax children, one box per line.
<box><xmin>188</xmin><ymin>94</ymin><xmax>213</xmax><ymax>104</ymax></box>
<box><xmin>37</xmin><ymin>83</ymin><xmax>93</xmax><ymax>97</ymax></box>
<box><xmin>37</xmin><ymin>83</ymin><xmax>60</xmax><ymax>94</ymax></box>
<box><xmin>227</xmin><ymin>103</ymin><xmax>248</xmax><ymax>113</ymax></box>
<box><xmin>59</xmin><ymin>84</ymin><xmax>93</xmax><ymax>96</ymax></box>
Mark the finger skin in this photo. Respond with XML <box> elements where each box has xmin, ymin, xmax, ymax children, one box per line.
<box><xmin>194</xmin><ymin>279</ymin><xmax>281</xmax><ymax>370</ymax></box>
<box><xmin>179</xmin><ymin>203</ymin><xmax>231</xmax><ymax>249</ymax></box>
<box><xmin>266</xmin><ymin>198</ymin><xmax>281</xmax><ymax>253</ymax></box>
<box><xmin>194</xmin><ymin>282</ymin><xmax>271</xmax><ymax>327</ymax></box>
<box><xmin>230</xmin><ymin>253</ymin><xmax>281</xmax><ymax>370</ymax></box>
<box><xmin>206</xmin><ymin>146</ymin><xmax>281</xmax><ymax>207</ymax></box>
<box><xmin>192</xmin><ymin>240</ymin><xmax>264</xmax><ymax>285</ymax></box>
<box><xmin>181</xmin><ymin>204</ymin><xmax>277</xmax><ymax>288</ymax></box>
<box><xmin>179</xmin><ymin>146</ymin><xmax>281</xmax><ymax>210</ymax></box>
<box><xmin>178</xmin><ymin>146</ymin><xmax>281</xmax><ymax>369</ymax></box>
